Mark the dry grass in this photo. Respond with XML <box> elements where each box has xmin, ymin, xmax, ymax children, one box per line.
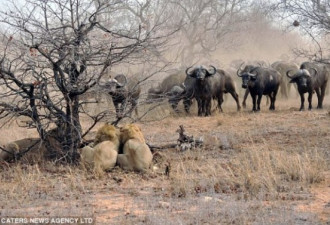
<box><xmin>0</xmin><ymin>96</ymin><xmax>329</xmax><ymax>224</ymax></box>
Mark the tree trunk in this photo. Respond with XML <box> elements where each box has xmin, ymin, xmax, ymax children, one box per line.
<box><xmin>63</xmin><ymin>95</ymin><xmax>81</xmax><ymax>163</ymax></box>
<box><xmin>45</xmin><ymin>96</ymin><xmax>82</xmax><ymax>164</ymax></box>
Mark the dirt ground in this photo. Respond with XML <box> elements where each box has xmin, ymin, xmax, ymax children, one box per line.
<box><xmin>0</xmin><ymin>96</ymin><xmax>329</xmax><ymax>225</ymax></box>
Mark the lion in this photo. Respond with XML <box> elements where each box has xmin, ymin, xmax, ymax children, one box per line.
<box><xmin>117</xmin><ymin>124</ymin><xmax>153</xmax><ymax>172</ymax></box>
<box><xmin>0</xmin><ymin>142</ymin><xmax>20</xmax><ymax>161</ymax></box>
<box><xmin>1</xmin><ymin>138</ymin><xmax>47</xmax><ymax>164</ymax></box>
<box><xmin>80</xmin><ymin>124</ymin><xmax>120</xmax><ymax>174</ymax></box>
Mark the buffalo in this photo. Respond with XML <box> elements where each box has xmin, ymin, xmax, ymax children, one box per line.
<box><xmin>220</xmin><ymin>69</ymin><xmax>241</xmax><ymax>111</ymax></box>
<box><xmin>101</xmin><ymin>74</ymin><xmax>141</xmax><ymax>119</ymax></box>
<box><xmin>271</xmin><ymin>61</ymin><xmax>299</xmax><ymax>98</ymax></box>
<box><xmin>237</xmin><ymin>66</ymin><xmax>282</xmax><ymax>111</ymax></box>
<box><xmin>237</xmin><ymin>65</ymin><xmax>256</xmax><ymax>108</ymax></box>
<box><xmin>184</xmin><ymin>65</ymin><xmax>224</xmax><ymax>116</ymax></box>
<box><xmin>286</xmin><ymin>62</ymin><xmax>329</xmax><ymax>111</ymax></box>
<box><xmin>147</xmin><ymin>72</ymin><xmax>186</xmax><ymax>103</ymax></box>
<box><xmin>180</xmin><ymin>67</ymin><xmax>241</xmax><ymax>114</ymax></box>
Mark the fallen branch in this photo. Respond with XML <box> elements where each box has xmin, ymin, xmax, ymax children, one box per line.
<box><xmin>148</xmin><ymin>125</ymin><xmax>203</xmax><ymax>152</ymax></box>
<box><xmin>147</xmin><ymin>143</ymin><xmax>177</xmax><ymax>152</ymax></box>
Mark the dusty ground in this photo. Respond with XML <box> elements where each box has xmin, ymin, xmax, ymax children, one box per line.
<box><xmin>0</xmin><ymin>96</ymin><xmax>329</xmax><ymax>225</ymax></box>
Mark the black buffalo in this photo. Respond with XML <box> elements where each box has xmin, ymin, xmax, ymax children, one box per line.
<box><xmin>185</xmin><ymin>65</ymin><xmax>223</xmax><ymax>116</ymax></box>
<box><xmin>179</xmin><ymin>68</ymin><xmax>241</xmax><ymax>114</ymax></box>
<box><xmin>237</xmin><ymin>65</ymin><xmax>256</xmax><ymax>108</ymax></box>
<box><xmin>237</xmin><ymin>66</ymin><xmax>282</xmax><ymax>111</ymax></box>
<box><xmin>286</xmin><ymin>62</ymin><xmax>329</xmax><ymax>111</ymax></box>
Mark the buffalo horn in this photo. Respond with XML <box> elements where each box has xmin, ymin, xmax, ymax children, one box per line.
<box><xmin>185</xmin><ymin>66</ymin><xmax>193</xmax><ymax>76</ymax></box>
<box><xmin>236</xmin><ymin>62</ymin><xmax>245</xmax><ymax>77</ymax></box>
<box><xmin>114</xmin><ymin>74</ymin><xmax>127</xmax><ymax>87</ymax></box>
<box><xmin>310</xmin><ymin>68</ymin><xmax>317</xmax><ymax>76</ymax></box>
<box><xmin>286</xmin><ymin>70</ymin><xmax>294</xmax><ymax>79</ymax></box>
<box><xmin>249</xmin><ymin>70</ymin><xmax>258</xmax><ymax>77</ymax></box>
<box><xmin>302</xmin><ymin>69</ymin><xmax>311</xmax><ymax>77</ymax></box>
<box><xmin>208</xmin><ymin>65</ymin><xmax>217</xmax><ymax>75</ymax></box>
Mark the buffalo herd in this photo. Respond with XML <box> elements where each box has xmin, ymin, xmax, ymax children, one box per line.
<box><xmin>95</xmin><ymin>61</ymin><xmax>329</xmax><ymax>118</ymax></box>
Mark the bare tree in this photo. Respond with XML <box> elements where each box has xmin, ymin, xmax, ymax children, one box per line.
<box><xmin>0</xmin><ymin>0</ymin><xmax>175</xmax><ymax>163</ymax></box>
<box><xmin>277</xmin><ymin>0</ymin><xmax>330</xmax><ymax>63</ymax></box>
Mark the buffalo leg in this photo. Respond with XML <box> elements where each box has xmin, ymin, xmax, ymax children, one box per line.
<box><xmin>315</xmin><ymin>88</ymin><xmax>321</xmax><ymax>109</ymax></box>
<box><xmin>280</xmin><ymin>81</ymin><xmax>288</xmax><ymax>99</ymax></box>
<box><xmin>265</xmin><ymin>96</ymin><xmax>269</xmax><ymax>106</ymax></box>
<box><xmin>203</xmin><ymin>99</ymin><xmax>208</xmax><ymax>116</ymax></box>
<box><xmin>318</xmin><ymin>83</ymin><xmax>327</xmax><ymax>109</ymax></box>
<box><xmin>299</xmin><ymin>93</ymin><xmax>305</xmax><ymax>111</ymax></box>
<box><xmin>197</xmin><ymin>99</ymin><xmax>203</xmax><ymax>116</ymax></box>
<box><xmin>269</xmin><ymin>94</ymin><xmax>276</xmax><ymax>110</ymax></box>
<box><xmin>217</xmin><ymin>93</ymin><xmax>224</xmax><ymax>112</ymax></box>
<box><xmin>308</xmin><ymin>91</ymin><xmax>313</xmax><ymax>110</ymax></box>
<box><xmin>129</xmin><ymin>99</ymin><xmax>138</xmax><ymax>117</ymax></box>
<box><xmin>205</xmin><ymin>99</ymin><xmax>212</xmax><ymax>116</ymax></box>
<box><xmin>268</xmin><ymin>94</ymin><xmax>273</xmax><ymax>110</ymax></box>
<box><xmin>242</xmin><ymin>89</ymin><xmax>249</xmax><ymax>108</ymax></box>
<box><xmin>320</xmin><ymin>82</ymin><xmax>327</xmax><ymax>108</ymax></box>
<box><xmin>257</xmin><ymin>94</ymin><xmax>262</xmax><ymax>111</ymax></box>
<box><xmin>284</xmin><ymin>84</ymin><xmax>289</xmax><ymax>98</ymax></box>
<box><xmin>269</xmin><ymin>89</ymin><xmax>278</xmax><ymax>110</ymax></box>
<box><xmin>184</xmin><ymin>98</ymin><xmax>193</xmax><ymax>113</ymax></box>
<box><xmin>230</xmin><ymin>91</ymin><xmax>241</xmax><ymax>111</ymax></box>
<box><xmin>251</xmin><ymin>94</ymin><xmax>257</xmax><ymax>111</ymax></box>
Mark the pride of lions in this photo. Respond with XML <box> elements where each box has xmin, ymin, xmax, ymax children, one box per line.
<box><xmin>0</xmin><ymin>123</ymin><xmax>153</xmax><ymax>174</ymax></box>
<box><xmin>80</xmin><ymin>123</ymin><xmax>153</xmax><ymax>175</ymax></box>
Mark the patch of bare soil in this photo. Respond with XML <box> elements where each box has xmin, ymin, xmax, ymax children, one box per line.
<box><xmin>0</xmin><ymin>97</ymin><xmax>329</xmax><ymax>224</ymax></box>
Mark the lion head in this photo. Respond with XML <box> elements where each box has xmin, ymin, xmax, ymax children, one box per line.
<box><xmin>94</xmin><ymin>124</ymin><xmax>120</xmax><ymax>147</ymax></box>
<box><xmin>120</xmin><ymin>124</ymin><xmax>146</xmax><ymax>144</ymax></box>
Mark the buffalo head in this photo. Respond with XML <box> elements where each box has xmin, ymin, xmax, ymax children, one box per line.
<box><xmin>286</xmin><ymin>68</ymin><xmax>316</xmax><ymax>88</ymax></box>
<box><xmin>237</xmin><ymin>64</ymin><xmax>257</xmax><ymax>89</ymax></box>
<box><xmin>102</xmin><ymin>74</ymin><xmax>127</xmax><ymax>95</ymax></box>
<box><xmin>186</xmin><ymin>65</ymin><xmax>216</xmax><ymax>81</ymax></box>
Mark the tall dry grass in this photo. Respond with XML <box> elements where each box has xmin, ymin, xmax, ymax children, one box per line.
<box><xmin>167</xmin><ymin>144</ymin><xmax>327</xmax><ymax>200</ymax></box>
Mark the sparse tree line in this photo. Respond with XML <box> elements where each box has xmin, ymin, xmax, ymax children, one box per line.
<box><xmin>0</xmin><ymin>0</ymin><xmax>329</xmax><ymax>164</ymax></box>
